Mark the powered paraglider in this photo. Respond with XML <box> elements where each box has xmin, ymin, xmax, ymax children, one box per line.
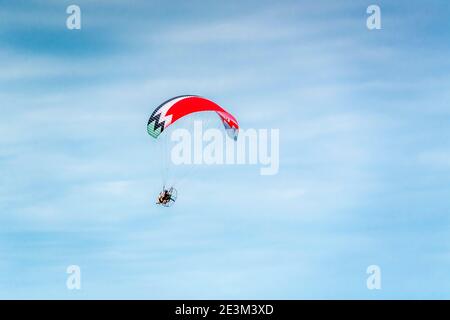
<box><xmin>147</xmin><ymin>95</ymin><xmax>239</xmax><ymax>207</ymax></box>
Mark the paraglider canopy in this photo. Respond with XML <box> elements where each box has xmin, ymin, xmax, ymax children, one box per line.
<box><xmin>147</xmin><ymin>95</ymin><xmax>239</xmax><ymax>141</ymax></box>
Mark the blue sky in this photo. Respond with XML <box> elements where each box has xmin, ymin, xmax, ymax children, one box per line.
<box><xmin>1</xmin><ymin>0</ymin><xmax>450</xmax><ymax>299</ymax></box>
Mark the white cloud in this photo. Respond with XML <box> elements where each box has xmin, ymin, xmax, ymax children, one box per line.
<box><xmin>418</xmin><ymin>150</ymin><xmax>450</xmax><ymax>167</ymax></box>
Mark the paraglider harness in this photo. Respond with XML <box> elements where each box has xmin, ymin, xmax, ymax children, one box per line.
<box><xmin>156</xmin><ymin>187</ymin><xmax>177</xmax><ymax>207</ymax></box>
